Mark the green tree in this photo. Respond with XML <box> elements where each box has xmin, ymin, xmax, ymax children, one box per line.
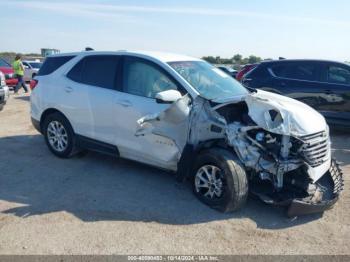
<box><xmin>242</xmin><ymin>57</ymin><xmax>249</xmax><ymax>65</ymax></box>
<box><xmin>232</xmin><ymin>54</ymin><xmax>242</xmax><ymax>64</ymax></box>
<box><xmin>248</xmin><ymin>55</ymin><xmax>262</xmax><ymax>64</ymax></box>
<box><xmin>202</xmin><ymin>56</ymin><xmax>216</xmax><ymax>64</ymax></box>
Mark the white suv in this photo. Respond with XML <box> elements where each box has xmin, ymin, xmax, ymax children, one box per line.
<box><xmin>30</xmin><ymin>51</ymin><xmax>343</xmax><ymax>216</ymax></box>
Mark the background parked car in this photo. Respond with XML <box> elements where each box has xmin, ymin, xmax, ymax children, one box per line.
<box><xmin>0</xmin><ymin>58</ymin><xmax>17</xmax><ymax>88</ymax></box>
<box><xmin>0</xmin><ymin>71</ymin><xmax>8</xmax><ymax>111</ymax></box>
<box><xmin>1</xmin><ymin>72</ymin><xmax>9</xmax><ymax>102</ymax></box>
<box><xmin>242</xmin><ymin>59</ymin><xmax>350</xmax><ymax>127</ymax></box>
<box><xmin>23</xmin><ymin>60</ymin><xmax>42</xmax><ymax>82</ymax></box>
<box><xmin>236</xmin><ymin>63</ymin><xmax>258</xmax><ymax>81</ymax></box>
<box><xmin>216</xmin><ymin>65</ymin><xmax>238</xmax><ymax>78</ymax></box>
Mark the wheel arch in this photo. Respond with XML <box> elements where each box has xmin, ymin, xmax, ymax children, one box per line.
<box><xmin>39</xmin><ymin>108</ymin><xmax>73</xmax><ymax>134</ymax></box>
<box><xmin>176</xmin><ymin>139</ymin><xmax>235</xmax><ymax>182</ymax></box>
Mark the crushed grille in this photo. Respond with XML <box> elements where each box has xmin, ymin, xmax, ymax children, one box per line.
<box><xmin>300</xmin><ymin>131</ymin><xmax>330</xmax><ymax>167</ymax></box>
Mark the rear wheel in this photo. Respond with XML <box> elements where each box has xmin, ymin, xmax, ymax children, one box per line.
<box><xmin>43</xmin><ymin>112</ymin><xmax>75</xmax><ymax>158</ymax></box>
<box><xmin>193</xmin><ymin>148</ymin><xmax>248</xmax><ymax>212</ymax></box>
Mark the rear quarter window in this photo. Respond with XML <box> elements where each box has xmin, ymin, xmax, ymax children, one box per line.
<box><xmin>38</xmin><ymin>56</ymin><xmax>74</xmax><ymax>76</ymax></box>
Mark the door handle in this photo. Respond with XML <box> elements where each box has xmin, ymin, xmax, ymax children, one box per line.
<box><xmin>64</xmin><ymin>86</ymin><xmax>73</xmax><ymax>93</ymax></box>
<box><xmin>115</xmin><ymin>99</ymin><xmax>132</xmax><ymax>107</ymax></box>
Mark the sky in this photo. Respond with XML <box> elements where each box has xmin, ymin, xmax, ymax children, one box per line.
<box><xmin>1</xmin><ymin>0</ymin><xmax>350</xmax><ymax>61</ymax></box>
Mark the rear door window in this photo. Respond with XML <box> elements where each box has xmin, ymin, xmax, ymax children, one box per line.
<box><xmin>67</xmin><ymin>55</ymin><xmax>120</xmax><ymax>90</ymax></box>
<box><xmin>38</xmin><ymin>56</ymin><xmax>74</xmax><ymax>76</ymax></box>
<box><xmin>271</xmin><ymin>63</ymin><xmax>318</xmax><ymax>81</ymax></box>
<box><xmin>327</xmin><ymin>65</ymin><xmax>350</xmax><ymax>85</ymax></box>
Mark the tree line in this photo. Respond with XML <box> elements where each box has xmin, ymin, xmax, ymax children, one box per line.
<box><xmin>202</xmin><ymin>54</ymin><xmax>264</xmax><ymax>66</ymax></box>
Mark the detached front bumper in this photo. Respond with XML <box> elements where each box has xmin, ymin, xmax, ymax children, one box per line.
<box><xmin>252</xmin><ymin>159</ymin><xmax>344</xmax><ymax>217</ymax></box>
<box><xmin>287</xmin><ymin>197</ymin><xmax>338</xmax><ymax>217</ymax></box>
<box><xmin>286</xmin><ymin>159</ymin><xmax>344</xmax><ymax>217</ymax></box>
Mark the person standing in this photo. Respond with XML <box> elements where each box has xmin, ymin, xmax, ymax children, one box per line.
<box><xmin>12</xmin><ymin>54</ymin><xmax>28</xmax><ymax>94</ymax></box>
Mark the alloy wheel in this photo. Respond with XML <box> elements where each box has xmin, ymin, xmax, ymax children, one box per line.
<box><xmin>195</xmin><ymin>165</ymin><xmax>224</xmax><ymax>199</ymax></box>
<box><xmin>47</xmin><ymin>120</ymin><xmax>68</xmax><ymax>152</ymax></box>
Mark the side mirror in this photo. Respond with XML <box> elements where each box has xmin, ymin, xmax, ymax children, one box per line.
<box><xmin>24</xmin><ymin>65</ymin><xmax>29</xmax><ymax>69</ymax></box>
<box><xmin>155</xmin><ymin>90</ymin><xmax>182</xmax><ymax>104</ymax></box>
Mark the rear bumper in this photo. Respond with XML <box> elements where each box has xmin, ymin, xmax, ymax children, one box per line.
<box><xmin>31</xmin><ymin>117</ymin><xmax>41</xmax><ymax>134</ymax></box>
<box><xmin>5</xmin><ymin>78</ymin><xmax>18</xmax><ymax>87</ymax></box>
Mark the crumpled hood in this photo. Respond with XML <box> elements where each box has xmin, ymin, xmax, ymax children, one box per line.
<box><xmin>244</xmin><ymin>90</ymin><xmax>327</xmax><ymax>137</ymax></box>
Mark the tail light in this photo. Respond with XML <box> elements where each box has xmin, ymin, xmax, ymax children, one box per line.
<box><xmin>30</xmin><ymin>79</ymin><xmax>38</xmax><ymax>90</ymax></box>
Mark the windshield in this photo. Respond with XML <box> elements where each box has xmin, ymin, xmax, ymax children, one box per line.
<box><xmin>0</xmin><ymin>59</ymin><xmax>10</xmax><ymax>67</ymax></box>
<box><xmin>29</xmin><ymin>62</ymin><xmax>42</xmax><ymax>69</ymax></box>
<box><xmin>168</xmin><ymin>61</ymin><xmax>248</xmax><ymax>100</ymax></box>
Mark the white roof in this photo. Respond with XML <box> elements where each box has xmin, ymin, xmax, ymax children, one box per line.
<box><xmin>49</xmin><ymin>50</ymin><xmax>202</xmax><ymax>63</ymax></box>
<box><xmin>127</xmin><ymin>50</ymin><xmax>202</xmax><ymax>62</ymax></box>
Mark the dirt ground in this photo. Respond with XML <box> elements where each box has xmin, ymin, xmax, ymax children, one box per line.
<box><xmin>0</xmin><ymin>91</ymin><xmax>349</xmax><ymax>255</ymax></box>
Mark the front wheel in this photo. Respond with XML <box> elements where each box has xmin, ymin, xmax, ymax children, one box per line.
<box><xmin>193</xmin><ymin>148</ymin><xmax>248</xmax><ymax>213</ymax></box>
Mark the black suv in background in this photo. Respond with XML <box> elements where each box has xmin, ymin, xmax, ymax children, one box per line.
<box><xmin>242</xmin><ymin>59</ymin><xmax>350</xmax><ymax>127</ymax></box>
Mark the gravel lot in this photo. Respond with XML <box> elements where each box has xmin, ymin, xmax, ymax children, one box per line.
<box><xmin>0</xmin><ymin>92</ymin><xmax>349</xmax><ymax>255</ymax></box>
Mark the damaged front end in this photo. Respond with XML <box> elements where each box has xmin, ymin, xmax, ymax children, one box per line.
<box><xmin>220</xmin><ymin>90</ymin><xmax>344</xmax><ymax>216</ymax></box>
<box><xmin>225</xmin><ymin>121</ymin><xmax>343</xmax><ymax>217</ymax></box>
<box><xmin>136</xmin><ymin>89</ymin><xmax>344</xmax><ymax>216</ymax></box>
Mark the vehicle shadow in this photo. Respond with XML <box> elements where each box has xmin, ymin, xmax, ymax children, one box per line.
<box><xmin>0</xmin><ymin>135</ymin><xmax>334</xmax><ymax>229</ymax></box>
<box><xmin>13</xmin><ymin>95</ymin><xmax>30</xmax><ymax>102</ymax></box>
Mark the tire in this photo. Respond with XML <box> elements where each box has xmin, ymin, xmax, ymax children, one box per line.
<box><xmin>43</xmin><ymin>112</ymin><xmax>75</xmax><ymax>158</ymax></box>
<box><xmin>192</xmin><ymin>148</ymin><xmax>248</xmax><ymax>213</ymax></box>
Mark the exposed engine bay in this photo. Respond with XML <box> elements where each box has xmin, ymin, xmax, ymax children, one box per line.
<box><xmin>136</xmin><ymin>89</ymin><xmax>344</xmax><ymax>216</ymax></box>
